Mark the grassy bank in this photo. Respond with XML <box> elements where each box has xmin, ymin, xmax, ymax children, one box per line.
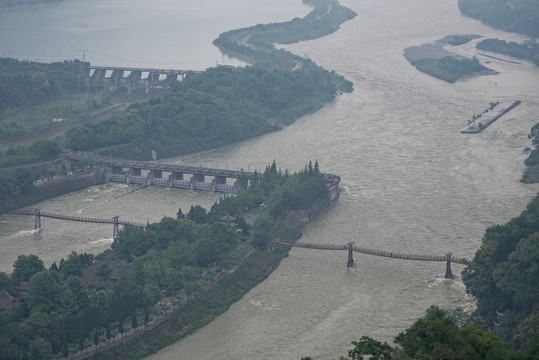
<box><xmin>89</xmin><ymin>248</ymin><xmax>287</xmax><ymax>359</ymax></box>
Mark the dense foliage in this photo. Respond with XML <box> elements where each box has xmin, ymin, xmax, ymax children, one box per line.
<box><xmin>477</xmin><ymin>39</ymin><xmax>539</xmax><ymax>66</ymax></box>
<box><xmin>458</xmin><ymin>0</ymin><xmax>539</xmax><ymax>38</ymax></box>
<box><xmin>0</xmin><ymin>168</ymin><xmax>34</xmax><ymax>201</ymax></box>
<box><xmin>64</xmin><ymin>65</ymin><xmax>352</xmax><ymax>159</ymax></box>
<box><xmin>462</xmin><ymin>193</ymin><xmax>539</xmax><ymax>351</ymax></box>
<box><xmin>523</xmin><ymin>123</ymin><xmax>539</xmax><ymax>167</ymax></box>
<box><xmin>214</xmin><ymin>0</ymin><xmax>356</xmax><ymax>70</ymax></box>
<box><xmin>411</xmin><ymin>56</ymin><xmax>488</xmax><ymax>83</ymax></box>
<box><xmin>324</xmin><ymin>306</ymin><xmax>538</xmax><ymax>360</ymax></box>
<box><xmin>0</xmin><ymin>139</ymin><xmax>61</xmax><ymax>169</ymax></box>
<box><xmin>0</xmin><ymin>58</ymin><xmax>85</xmax><ymax>114</ymax></box>
<box><xmin>0</xmin><ymin>161</ymin><xmax>333</xmax><ymax>358</ymax></box>
<box><xmin>522</xmin><ymin>123</ymin><xmax>539</xmax><ymax>183</ymax></box>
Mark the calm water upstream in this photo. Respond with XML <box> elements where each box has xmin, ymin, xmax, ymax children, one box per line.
<box><xmin>2</xmin><ymin>0</ymin><xmax>539</xmax><ymax>359</ymax></box>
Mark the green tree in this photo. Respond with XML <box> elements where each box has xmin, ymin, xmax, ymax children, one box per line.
<box><xmin>61</xmin><ymin>276</ymin><xmax>89</xmax><ymax>317</ymax></box>
<box><xmin>176</xmin><ymin>207</ymin><xmax>185</xmax><ymax>219</ymax></box>
<box><xmin>60</xmin><ymin>251</ymin><xmax>83</xmax><ymax>277</ymax></box>
<box><xmin>348</xmin><ymin>336</ymin><xmax>394</xmax><ymax>360</ymax></box>
<box><xmin>0</xmin><ymin>271</ymin><xmax>15</xmax><ymax>295</ymax></box>
<box><xmin>188</xmin><ymin>205</ymin><xmax>207</xmax><ymax>224</ymax></box>
<box><xmin>394</xmin><ymin>306</ymin><xmax>461</xmax><ymax>359</ymax></box>
<box><xmin>460</xmin><ymin>322</ymin><xmax>507</xmax><ymax>360</ymax></box>
<box><xmin>27</xmin><ymin>271</ymin><xmax>62</xmax><ymax>314</ymax></box>
<box><xmin>28</xmin><ymin>337</ymin><xmax>52</xmax><ymax>360</ymax></box>
<box><xmin>252</xmin><ymin>213</ymin><xmax>274</xmax><ymax>248</ymax></box>
<box><xmin>493</xmin><ymin>233</ymin><xmax>539</xmax><ymax>312</ymax></box>
<box><xmin>12</xmin><ymin>254</ymin><xmax>45</xmax><ymax>282</ymax></box>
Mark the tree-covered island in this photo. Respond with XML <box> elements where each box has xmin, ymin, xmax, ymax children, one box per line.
<box><xmin>404</xmin><ymin>35</ymin><xmax>497</xmax><ymax>83</ymax></box>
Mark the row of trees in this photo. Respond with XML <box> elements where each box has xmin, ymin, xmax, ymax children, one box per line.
<box><xmin>477</xmin><ymin>39</ymin><xmax>539</xmax><ymax>67</ymax></box>
<box><xmin>458</xmin><ymin>0</ymin><xmax>539</xmax><ymax>38</ymax></box>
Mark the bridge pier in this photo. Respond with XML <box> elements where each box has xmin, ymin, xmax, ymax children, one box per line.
<box><xmin>34</xmin><ymin>208</ymin><xmax>41</xmax><ymax>230</ymax></box>
<box><xmin>113</xmin><ymin>216</ymin><xmax>120</xmax><ymax>239</ymax></box>
<box><xmin>347</xmin><ymin>242</ymin><xmax>354</xmax><ymax>267</ymax></box>
<box><xmin>445</xmin><ymin>252</ymin><xmax>453</xmax><ymax>279</ymax></box>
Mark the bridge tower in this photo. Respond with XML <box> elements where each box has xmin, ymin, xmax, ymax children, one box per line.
<box><xmin>445</xmin><ymin>252</ymin><xmax>453</xmax><ymax>279</ymax></box>
<box><xmin>112</xmin><ymin>216</ymin><xmax>120</xmax><ymax>239</ymax></box>
<box><xmin>347</xmin><ymin>242</ymin><xmax>354</xmax><ymax>267</ymax></box>
<box><xmin>34</xmin><ymin>208</ymin><xmax>41</xmax><ymax>230</ymax></box>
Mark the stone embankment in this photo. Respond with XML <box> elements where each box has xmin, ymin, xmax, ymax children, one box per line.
<box><xmin>460</xmin><ymin>100</ymin><xmax>521</xmax><ymax>133</ymax></box>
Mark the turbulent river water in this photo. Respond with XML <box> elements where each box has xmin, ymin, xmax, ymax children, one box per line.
<box><xmin>2</xmin><ymin>0</ymin><xmax>539</xmax><ymax>359</ymax></box>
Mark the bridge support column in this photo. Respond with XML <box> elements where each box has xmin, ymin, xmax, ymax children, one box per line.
<box><xmin>445</xmin><ymin>252</ymin><xmax>453</xmax><ymax>279</ymax></box>
<box><xmin>34</xmin><ymin>208</ymin><xmax>41</xmax><ymax>230</ymax></box>
<box><xmin>113</xmin><ymin>216</ymin><xmax>120</xmax><ymax>240</ymax></box>
<box><xmin>233</xmin><ymin>179</ymin><xmax>241</xmax><ymax>193</ymax></box>
<box><xmin>213</xmin><ymin>175</ymin><xmax>226</xmax><ymax>192</ymax></box>
<box><xmin>347</xmin><ymin>242</ymin><xmax>354</xmax><ymax>267</ymax></box>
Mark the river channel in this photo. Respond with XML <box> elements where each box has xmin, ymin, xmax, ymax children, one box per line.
<box><xmin>1</xmin><ymin>0</ymin><xmax>539</xmax><ymax>359</ymax></box>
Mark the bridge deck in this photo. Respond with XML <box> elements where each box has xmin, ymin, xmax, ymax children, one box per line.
<box><xmin>273</xmin><ymin>241</ymin><xmax>468</xmax><ymax>264</ymax></box>
<box><xmin>11</xmin><ymin>209</ymin><xmax>146</xmax><ymax>228</ymax></box>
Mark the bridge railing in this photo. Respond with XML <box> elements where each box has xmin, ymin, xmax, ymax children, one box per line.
<box><xmin>273</xmin><ymin>240</ymin><xmax>469</xmax><ymax>265</ymax></box>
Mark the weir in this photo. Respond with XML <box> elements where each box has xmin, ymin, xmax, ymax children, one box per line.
<box><xmin>65</xmin><ymin>151</ymin><xmax>256</xmax><ymax>193</ymax></box>
<box><xmin>82</xmin><ymin>66</ymin><xmax>202</xmax><ymax>93</ymax></box>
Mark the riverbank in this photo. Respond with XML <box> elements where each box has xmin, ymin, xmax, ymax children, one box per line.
<box><xmin>85</xmin><ymin>248</ymin><xmax>286</xmax><ymax>360</ymax></box>
<box><xmin>0</xmin><ymin>165</ymin><xmax>108</xmax><ymax>214</ymax></box>
<box><xmin>212</xmin><ymin>0</ymin><xmax>356</xmax><ymax>70</ymax></box>
<box><xmin>404</xmin><ymin>34</ymin><xmax>498</xmax><ymax>83</ymax></box>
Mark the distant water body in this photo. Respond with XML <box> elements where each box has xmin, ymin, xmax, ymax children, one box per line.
<box><xmin>0</xmin><ymin>0</ymin><xmax>311</xmax><ymax>70</ymax></box>
<box><xmin>1</xmin><ymin>0</ymin><xmax>539</xmax><ymax>359</ymax></box>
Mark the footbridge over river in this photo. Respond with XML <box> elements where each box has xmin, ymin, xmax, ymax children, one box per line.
<box><xmin>11</xmin><ymin>208</ymin><xmax>146</xmax><ymax>239</ymax></box>
<box><xmin>81</xmin><ymin>66</ymin><xmax>202</xmax><ymax>93</ymax></box>
<box><xmin>10</xmin><ymin>209</ymin><xmax>464</xmax><ymax>278</ymax></box>
<box><xmin>65</xmin><ymin>151</ymin><xmax>255</xmax><ymax>193</ymax></box>
<box><xmin>272</xmin><ymin>240</ymin><xmax>469</xmax><ymax>279</ymax></box>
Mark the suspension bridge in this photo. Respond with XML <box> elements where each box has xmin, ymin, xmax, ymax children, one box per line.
<box><xmin>10</xmin><ymin>209</ymin><xmax>467</xmax><ymax>278</ymax></box>
<box><xmin>272</xmin><ymin>240</ymin><xmax>469</xmax><ymax>279</ymax></box>
<box><xmin>10</xmin><ymin>208</ymin><xmax>146</xmax><ymax>239</ymax></box>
